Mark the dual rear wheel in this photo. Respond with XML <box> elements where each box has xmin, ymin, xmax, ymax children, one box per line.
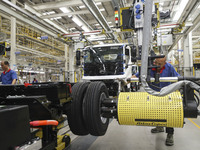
<box><xmin>67</xmin><ymin>82</ymin><xmax>109</xmax><ymax>136</ymax></box>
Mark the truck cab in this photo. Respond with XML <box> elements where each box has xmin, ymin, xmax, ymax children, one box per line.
<box><xmin>82</xmin><ymin>43</ymin><xmax>135</xmax><ymax>96</ymax></box>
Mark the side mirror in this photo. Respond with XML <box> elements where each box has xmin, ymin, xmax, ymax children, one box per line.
<box><xmin>0</xmin><ymin>43</ymin><xmax>6</xmax><ymax>55</ymax></box>
<box><xmin>125</xmin><ymin>48</ymin><xmax>129</xmax><ymax>55</ymax></box>
<box><xmin>131</xmin><ymin>46</ymin><xmax>137</xmax><ymax>62</ymax></box>
<box><xmin>76</xmin><ymin>51</ymin><xmax>81</xmax><ymax>66</ymax></box>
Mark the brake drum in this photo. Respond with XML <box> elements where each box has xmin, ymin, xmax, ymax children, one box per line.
<box><xmin>118</xmin><ymin>92</ymin><xmax>184</xmax><ymax>128</ymax></box>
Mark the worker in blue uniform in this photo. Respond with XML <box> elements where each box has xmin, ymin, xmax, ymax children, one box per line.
<box><xmin>132</xmin><ymin>56</ymin><xmax>180</xmax><ymax>146</ymax></box>
<box><xmin>32</xmin><ymin>78</ymin><xmax>38</xmax><ymax>83</ymax></box>
<box><xmin>0</xmin><ymin>61</ymin><xmax>17</xmax><ymax>85</ymax></box>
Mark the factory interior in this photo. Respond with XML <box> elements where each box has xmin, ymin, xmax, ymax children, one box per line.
<box><xmin>0</xmin><ymin>0</ymin><xmax>200</xmax><ymax>150</ymax></box>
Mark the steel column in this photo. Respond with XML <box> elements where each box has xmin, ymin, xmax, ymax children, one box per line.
<box><xmin>68</xmin><ymin>45</ymin><xmax>75</xmax><ymax>82</ymax></box>
<box><xmin>10</xmin><ymin>0</ymin><xmax>16</xmax><ymax>70</ymax></box>
<box><xmin>183</xmin><ymin>32</ymin><xmax>193</xmax><ymax>76</ymax></box>
<box><xmin>64</xmin><ymin>44</ymin><xmax>69</xmax><ymax>81</ymax></box>
<box><xmin>141</xmin><ymin>0</ymin><xmax>153</xmax><ymax>78</ymax></box>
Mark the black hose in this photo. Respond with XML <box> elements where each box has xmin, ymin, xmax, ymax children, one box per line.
<box><xmin>194</xmin><ymin>92</ymin><xmax>200</xmax><ymax>107</ymax></box>
<box><xmin>128</xmin><ymin>7</ymin><xmax>135</xmax><ymax>29</ymax></box>
<box><xmin>187</xmin><ymin>80</ymin><xmax>200</xmax><ymax>87</ymax></box>
<box><xmin>148</xmin><ymin>83</ymin><xmax>161</xmax><ymax>90</ymax></box>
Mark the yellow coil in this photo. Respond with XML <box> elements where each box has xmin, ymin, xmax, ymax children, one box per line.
<box><xmin>118</xmin><ymin>92</ymin><xmax>184</xmax><ymax>128</ymax></box>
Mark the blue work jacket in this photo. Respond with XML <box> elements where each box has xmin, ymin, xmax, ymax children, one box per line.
<box><xmin>135</xmin><ymin>62</ymin><xmax>180</xmax><ymax>91</ymax></box>
<box><xmin>0</xmin><ymin>69</ymin><xmax>17</xmax><ymax>84</ymax></box>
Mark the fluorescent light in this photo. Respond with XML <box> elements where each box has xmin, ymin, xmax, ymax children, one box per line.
<box><xmin>72</xmin><ymin>17</ymin><xmax>83</xmax><ymax>26</ymax></box>
<box><xmin>50</xmin><ymin>17</ymin><xmax>62</xmax><ymax>20</ymax></box>
<box><xmin>173</xmin><ymin>0</ymin><xmax>189</xmax><ymax>21</ymax></box>
<box><xmin>81</xmin><ymin>26</ymin><xmax>90</xmax><ymax>32</ymax></box>
<box><xmin>79</xmin><ymin>5</ymin><xmax>86</xmax><ymax>9</ymax></box>
<box><xmin>99</xmin><ymin>8</ymin><xmax>105</xmax><ymax>11</ymax></box>
<box><xmin>88</xmin><ymin>36</ymin><xmax>106</xmax><ymax>40</ymax></box>
<box><xmin>55</xmin><ymin>17</ymin><xmax>62</xmax><ymax>19</ymax></box>
<box><xmin>43</xmin><ymin>19</ymin><xmax>68</xmax><ymax>33</ymax></box>
<box><xmin>42</xmin><ymin>11</ymin><xmax>55</xmax><ymax>16</ymax></box>
<box><xmin>96</xmin><ymin>2</ymin><xmax>102</xmax><ymax>5</ymax></box>
<box><xmin>108</xmin><ymin>22</ymin><xmax>112</xmax><ymax>24</ymax></box>
<box><xmin>59</xmin><ymin>7</ymin><xmax>72</xmax><ymax>17</ymax></box>
<box><xmin>49</xmin><ymin>11</ymin><xmax>55</xmax><ymax>14</ymax></box>
<box><xmin>95</xmin><ymin>23</ymin><xmax>100</xmax><ymax>26</ymax></box>
<box><xmin>59</xmin><ymin>7</ymin><xmax>70</xmax><ymax>13</ymax></box>
<box><xmin>90</xmin><ymin>35</ymin><xmax>96</xmax><ymax>37</ymax></box>
<box><xmin>160</xmin><ymin>2</ymin><xmax>164</xmax><ymax>6</ymax></box>
<box><xmin>157</xmin><ymin>29</ymin><xmax>171</xmax><ymax>33</ymax></box>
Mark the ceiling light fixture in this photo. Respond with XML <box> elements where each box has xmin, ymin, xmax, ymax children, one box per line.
<box><xmin>59</xmin><ymin>7</ymin><xmax>69</xmax><ymax>13</ymax></box>
<box><xmin>50</xmin><ymin>17</ymin><xmax>62</xmax><ymax>20</ymax></box>
<box><xmin>59</xmin><ymin>7</ymin><xmax>72</xmax><ymax>17</ymax></box>
<box><xmin>48</xmin><ymin>11</ymin><xmax>55</xmax><ymax>14</ymax></box>
<box><xmin>72</xmin><ymin>17</ymin><xmax>83</xmax><ymax>27</ymax></box>
<box><xmin>81</xmin><ymin>25</ymin><xmax>90</xmax><ymax>32</ymax></box>
<box><xmin>43</xmin><ymin>19</ymin><xmax>67</xmax><ymax>33</ymax></box>
<box><xmin>99</xmin><ymin>8</ymin><xmax>105</xmax><ymax>11</ymax></box>
<box><xmin>42</xmin><ymin>11</ymin><xmax>55</xmax><ymax>16</ymax></box>
<box><xmin>96</xmin><ymin>2</ymin><xmax>102</xmax><ymax>5</ymax></box>
<box><xmin>79</xmin><ymin>5</ymin><xmax>86</xmax><ymax>9</ymax></box>
<box><xmin>160</xmin><ymin>2</ymin><xmax>164</xmax><ymax>6</ymax></box>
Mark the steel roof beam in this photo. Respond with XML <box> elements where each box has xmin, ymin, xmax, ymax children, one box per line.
<box><xmin>168</xmin><ymin>13</ymin><xmax>200</xmax><ymax>52</ymax></box>
<box><xmin>64</xmin><ymin>16</ymin><xmax>114</xmax><ymax>28</ymax></box>
<box><xmin>168</xmin><ymin>0</ymin><xmax>200</xmax><ymax>52</ymax></box>
<box><xmin>41</xmin><ymin>10</ymin><xmax>90</xmax><ymax>19</ymax></box>
<box><xmin>0</xmin><ymin>0</ymin><xmax>59</xmax><ymax>37</ymax></box>
<box><xmin>33</xmin><ymin>0</ymin><xmax>112</xmax><ymax>11</ymax></box>
<box><xmin>16</xmin><ymin>45</ymin><xmax>65</xmax><ymax>61</ymax></box>
<box><xmin>81</xmin><ymin>0</ymin><xmax>119</xmax><ymax>43</ymax></box>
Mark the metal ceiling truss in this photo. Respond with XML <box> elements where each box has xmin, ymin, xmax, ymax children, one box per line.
<box><xmin>32</xmin><ymin>0</ymin><xmax>112</xmax><ymax>11</ymax></box>
<box><xmin>168</xmin><ymin>0</ymin><xmax>200</xmax><ymax>52</ymax></box>
<box><xmin>81</xmin><ymin>0</ymin><xmax>119</xmax><ymax>43</ymax></box>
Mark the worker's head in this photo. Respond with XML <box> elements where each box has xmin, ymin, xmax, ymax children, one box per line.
<box><xmin>154</xmin><ymin>57</ymin><xmax>166</xmax><ymax>71</ymax></box>
<box><xmin>1</xmin><ymin>61</ymin><xmax>9</xmax><ymax>71</ymax></box>
<box><xmin>34</xmin><ymin>78</ymin><xmax>36</xmax><ymax>80</ymax></box>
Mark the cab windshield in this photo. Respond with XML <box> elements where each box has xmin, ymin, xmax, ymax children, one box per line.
<box><xmin>84</xmin><ymin>46</ymin><xmax>124</xmax><ymax>63</ymax></box>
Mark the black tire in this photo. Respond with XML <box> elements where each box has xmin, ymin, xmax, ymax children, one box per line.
<box><xmin>136</xmin><ymin>84</ymin><xmax>138</xmax><ymax>91</ymax></box>
<box><xmin>83</xmin><ymin>82</ymin><xmax>109</xmax><ymax>136</ymax></box>
<box><xmin>62</xmin><ymin>135</ymin><xmax>71</xmax><ymax>147</ymax></box>
<box><xmin>67</xmin><ymin>82</ymin><xmax>90</xmax><ymax>135</ymax></box>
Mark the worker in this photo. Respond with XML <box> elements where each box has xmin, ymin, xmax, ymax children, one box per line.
<box><xmin>0</xmin><ymin>61</ymin><xmax>17</xmax><ymax>85</ymax></box>
<box><xmin>132</xmin><ymin>56</ymin><xmax>180</xmax><ymax>146</ymax></box>
<box><xmin>32</xmin><ymin>78</ymin><xmax>38</xmax><ymax>83</ymax></box>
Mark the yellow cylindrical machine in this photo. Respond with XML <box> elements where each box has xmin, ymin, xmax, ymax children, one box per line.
<box><xmin>118</xmin><ymin>92</ymin><xmax>184</xmax><ymax>128</ymax></box>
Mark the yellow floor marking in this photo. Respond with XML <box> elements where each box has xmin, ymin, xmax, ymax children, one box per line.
<box><xmin>188</xmin><ymin>118</ymin><xmax>200</xmax><ymax>129</ymax></box>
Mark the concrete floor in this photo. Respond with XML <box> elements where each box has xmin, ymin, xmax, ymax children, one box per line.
<box><xmin>68</xmin><ymin>118</ymin><xmax>200</xmax><ymax>150</ymax></box>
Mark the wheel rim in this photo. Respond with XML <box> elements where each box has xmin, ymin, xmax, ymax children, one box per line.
<box><xmin>99</xmin><ymin>92</ymin><xmax>107</xmax><ymax>124</ymax></box>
